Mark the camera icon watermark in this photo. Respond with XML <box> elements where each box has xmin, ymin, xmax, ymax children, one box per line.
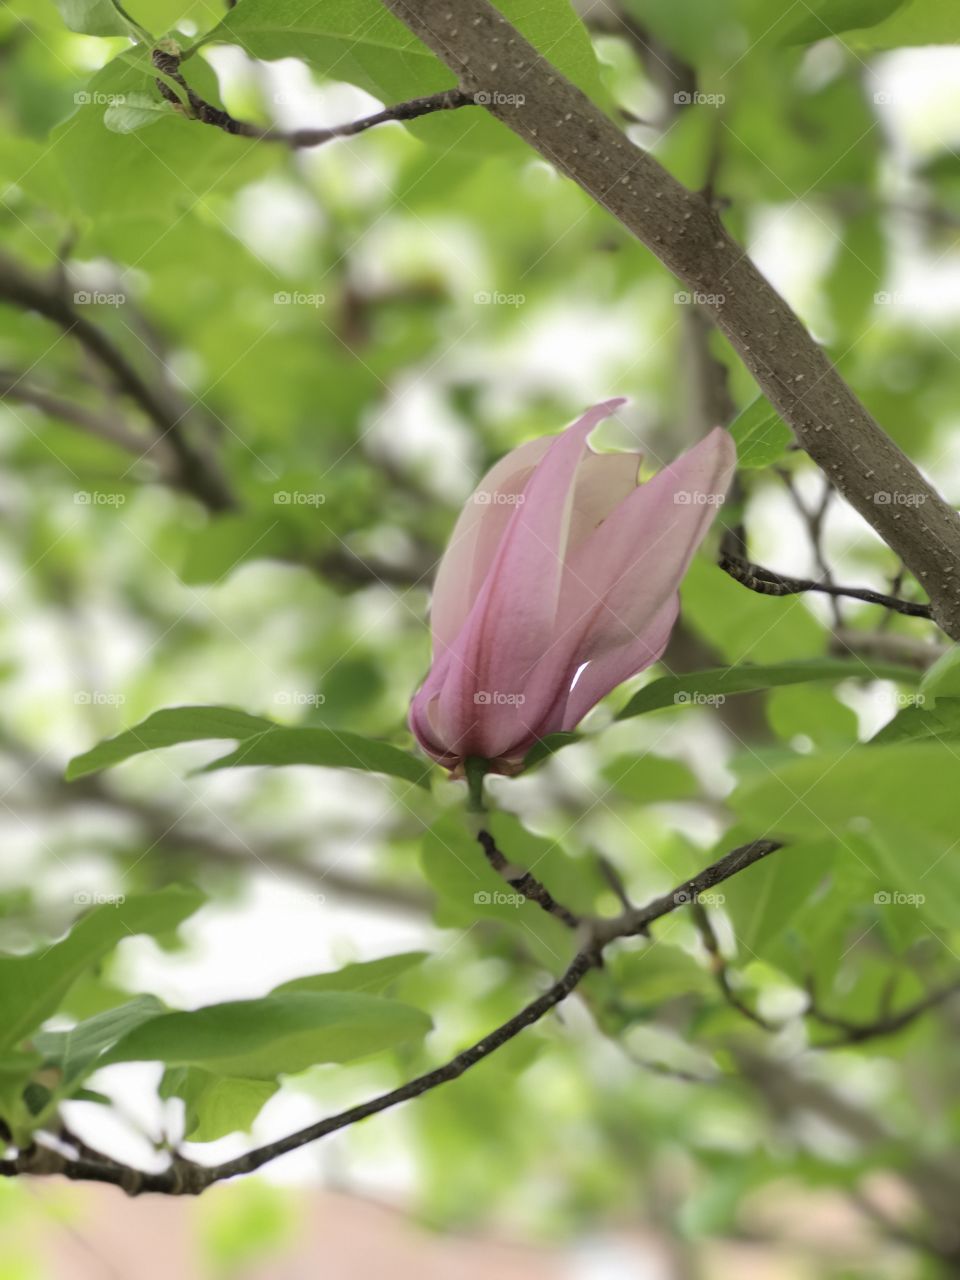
<box><xmin>474</xmin><ymin>690</ymin><xmax>526</xmax><ymax>706</ymax></box>
<box><xmin>674</xmin><ymin>91</ymin><xmax>726</xmax><ymax>107</ymax></box>
<box><xmin>674</xmin><ymin>290</ymin><xmax>725</xmax><ymax>307</ymax></box>
<box><xmin>873</xmin><ymin>890</ymin><xmax>925</xmax><ymax>906</ymax></box>
<box><xmin>873</xmin><ymin>491</ymin><xmax>927</xmax><ymax>507</ymax></box>
<box><xmin>274</xmin><ymin>490</ymin><xmax>326</xmax><ymax>506</ymax></box>
<box><xmin>274</xmin><ymin>691</ymin><xmax>326</xmax><ymax>706</ymax></box>
<box><xmin>473</xmin><ymin>290</ymin><xmax>525</xmax><ymax>307</ymax></box>
<box><xmin>473</xmin><ymin>889</ymin><xmax>524</xmax><ymax>907</ymax></box>
<box><xmin>74</xmin><ymin>491</ymin><xmax>126</xmax><ymax>506</ymax></box>
<box><xmin>674</xmin><ymin>691</ymin><xmax>726</xmax><ymax>706</ymax></box>
<box><xmin>273</xmin><ymin>290</ymin><xmax>325</xmax><ymax>307</ymax></box>
<box><xmin>74</xmin><ymin>691</ymin><xmax>126</xmax><ymax>707</ymax></box>
<box><xmin>74</xmin><ymin>890</ymin><xmax>126</xmax><ymax>907</ymax></box>
<box><xmin>473</xmin><ymin>91</ymin><xmax>525</xmax><ymax>107</ymax></box>
<box><xmin>73</xmin><ymin>290</ymin><xmax>125</xmax><ymax>307</ymax></box>
<box><xmin>673</xmin><ymin>491</ymin><xmax>725</xmax><ymax>506</ymax></box>
<box><xmin>473</xmin><ymin>490</ymin><xmax>525</xmax><ymax>506</ymax></box>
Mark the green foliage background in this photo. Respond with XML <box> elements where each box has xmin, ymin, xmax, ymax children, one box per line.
<box><xmin>1</xmin><ymin>0</ymin><xmax>959</xmax><ymax>1273</ymax></box>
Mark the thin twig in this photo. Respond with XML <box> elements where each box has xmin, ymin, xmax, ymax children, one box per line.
<box><xmin>719</xmin><ymin>553</ymin><xmax>932</xmax><ymax>619</ymax></box>
<box><xmin>152</xmin><ymin>48</ymin><xmax>474</xmax><ymax>149</ymax></box>
<box><xmin>477</xmin><ymin>828</ymin><xmax>581</xmax><ymax>928</ymax></box>
<box><xmin>1</xmin><ymin>836</ymin><xmax>784</xmax><ymax>1195</ymax></box>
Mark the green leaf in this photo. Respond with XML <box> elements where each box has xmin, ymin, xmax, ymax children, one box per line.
<box><xmin>871</xmin><ymin>695</ymin><xmax>960</xmax><ymax>744</ymax></box>
<box><xmin>846</xmin><ymin>0</ymin><xmax>960</xmax><ymax>48</ymax></box>
<box><xmin>781</xmin><ymin>0</ymin><xmax>906</xmax><ymax>44</ymax></box>
<box><xmin>521</xmin><ymin>732</ymin><xmax>582</xmax><ymax>770</ymax></box>
<box><xmin>601</xmin><ymin>754</ymin><xmax>699</xmax><ymax>804</ymax></box>
<box><xmin>920</xmin><ymin>645</ymin><xmax>960</xmax><ymax>704</ymax></box>
<box><xmin>33</xmin><ymin>995</ymin><xmax>167</xmax><ymax>1089</ymax></box>
<box><xmin>103</xmin><ymin>991</ymin><xmax>432</xmax><ymax>1078</ymax></box>
<box><xmin>617</xmin><ymin>658</ymin><xmax>917</xmax><ymax>719</ymax></box>
<box><xmin>0</xmin><ymin>887</ymin><xmax>204</xmax><ymax>1055</ymax></box>
<box><xmin>198</xmin><ymin>727</ymin><xmax>432</xmax><ymax>787</ymax></box>
<box><xmin>729</xmin><ymin>395</ymin><xmax>792</xmax><ymax>469</ymax></box>
<box><xmin>160</xmin><ymin>1067</ymin><xmax>278</xmax><ymax>1142</ymax></box>
<box><xmin>66</xmin><ymin>705</ymin><xmax>276</xmax><ymax>779</ymax></box>
<box><xmin>52</xmin><ymin>0</ymin><xmax>145</xmax><ymax>38</ymax></box>
<box><xmin>722</xmin><ymin>840</ymin><xmax>834</xmax><ymax>956</ymax></box>
<box><xmin>272</xmin><ymin>952</ymin><xmax>428</xmax><ymax>998</ymax></box>
<box><xmin>103</xmin><ymin>91</ymin><xmax>171</xmax><ymax>134</ymax></box>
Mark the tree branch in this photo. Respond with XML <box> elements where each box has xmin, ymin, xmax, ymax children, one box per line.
<box><xmin>0</xmin><ymin>252</ymin><xmax>234</xmax><ymax>512</ymax></box>
<box><xmin>719</xmin><ymin>552</ymin><xmax>933</xmax><ymax>619</ymax></box>
<box><xmin>1</xmin><ymin>836</ymin><xmax>784</xmax><ymax>1195</ymax></box>
<box><xmin>153</xmin><ymin>47</ymin><xmax>474</xmax><ymax>148</ymax></box>
<box><xmin>476</xmin><ymin>827</ymin><xmax>581</xmax><ymax>927</ymax></box>
<box><xmin>379</xmin><ymin>0</ymin><xmax>960</xmax><ymax>639</ymax></box>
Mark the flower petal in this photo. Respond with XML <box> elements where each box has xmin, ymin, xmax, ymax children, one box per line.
<box><xmin>556</xmin><ymin>427</ymin><xmax>736</xmax><ymax>671</ymax></box>
<box><xmin>432</xmin><ymin>398</ymin><xmax>627</xmax><ymax>759</ymax></box>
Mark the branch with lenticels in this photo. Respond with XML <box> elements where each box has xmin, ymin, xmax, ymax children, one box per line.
<box><xmin>379</xmin><ymin>0</ymin><xmax>960</xmax><ymax>640</ymax></box>
<box><xmin>0</xmin><ymin>836</ymin><xmax>782</xmax><ymax>1195</ymax></box>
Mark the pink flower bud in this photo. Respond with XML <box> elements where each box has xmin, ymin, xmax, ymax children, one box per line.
<box><xmin>410</xmin><ymin>400</ymin><xmax>736</xmax><ymax>770</ymax></box>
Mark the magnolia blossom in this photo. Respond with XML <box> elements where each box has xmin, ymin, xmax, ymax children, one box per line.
<box><xmin>410</xmin><ymin>400</ymin><xmax>736</xmax><ymax>770</ymax></box>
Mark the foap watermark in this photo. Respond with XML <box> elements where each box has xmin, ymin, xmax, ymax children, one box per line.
<box><xmin>674</xmin><ymin>289</ymin><xmax>725</xmax><ymax>307</ymax></box>
<box><xmin>474</xmin><ymin>890</ymin><xmax>525</xmax><ymax>907</ymax></box>
<box><xmin>274</xmin><ymin>691</ymin><xmax>326</xmax><ymax>707</ymax></box>
<box><xmin>674</xmin><ymin>691</ymin><xmax>725</xmax><ymax>707</ymax></box>
<box><xmin>74</xmin><ymin>91</ymin><xmax>127</xmax><ymax>107</ymax></box>
<box><xmin>474</xmin><ymin>290</ymin><xmax>525</xmax><ymax>308</ymax></box>
<box><xmin>74</xmin><ymin>691</ymin><xmax>125</xmax><ymax>707</ymax></box>
<box><xmin>274</xmin><ymin>290</ymin><xmax>325</xmax><ymax>307</ymax></box>
<box><xmin>473</xmin><ymin>90</ymin><xmax>525</xmax><ymax>107</ymax></box>
<box><xmin>673</xmin><ymin>889</ymin><xmax>726</xmax><ymax>906</ymax></box>
<box><xmin>73</xmin><ymin>290</ymin><xmax>125</xmax><ymax>307</ymax></box>
<box><xmin>474</xmin><ymin>690</ymin><xmax>526</xmax><ymax>706</ymax></box>
<box><xmin>674</xmin><ymin>90</ymin><xmax>726</xmax><ymax>107</ymax></box>
<box><xmin>673</xmin><ymin>490</ymin><xmax>725</xmax><ymax>506</ymax></box>
<box><xmin>874</xmin><ymin>890</ymin><xmax>925</xmax><ymax>906</ymax></box>
<box><xmin>892</xmin><ymin>690</ymin><xmax>925</xmax><ymax>709</ymax></box>
<box><xmin>873</xmin><ymin>490</ymin><xmax>927</xmax><ymax>507</ymax></box>
<box><xmin>274</xmin><ymin>490</ymin><xmax>326</xmax><ymax>506</ymax></box>
<box><xmin>74</xmin><ymin>890</ymin><xmax>125</xmax><ymax>907</ymax></box>
<box><xmin>74</xmin><ymin>490</ymin><xmax>126</xmax><ymax>506</ymax></box>
<box><xmin>473</xmin><ymin>489</ymin><xmax>524</xmax><ymax>506</ymax></box>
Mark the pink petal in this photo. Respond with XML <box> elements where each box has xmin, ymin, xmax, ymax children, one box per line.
<box><xmin>430</xmin><ymin>436</ymin><xmax>551</xmax><ymax>656</ymax></box>
<box><xmin>559</xmin><ymin>596</ymin><xmax>679</xmax><ymax>729</ymax></box>
<box><xmin>555</xmin><ymin>427</ymin><xmax>736</xmax><ymax>672</ymax></box>
<box><xmin>432</xmin><ymin>398</ymin><xmax>627</xmax><ymax>760</ymax></box>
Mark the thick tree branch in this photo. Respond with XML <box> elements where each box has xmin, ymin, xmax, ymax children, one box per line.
<box><xmin>1</xmin><ymin>836</ymin><xmax>783</xmax><ymax>1195</ymax></box>
<box><xmin>380</xmin><ymin>0</ymin><xmax>960</xmax><ymax>638</ymax></box>
<box><xmin>719</xmin><ymin>552</ymin><xmax>933</xmax><ymax>618</ymax></box>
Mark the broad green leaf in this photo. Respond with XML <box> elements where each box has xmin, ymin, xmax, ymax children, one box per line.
<box><xmin>920</xmin><ymin>645</ymin><xmax>960</xmax><ymax>703</ymax></box>
<box><xmin>601</xmin><ymin>754</ymin><xmax>700</xmax><ymax>804</ymax></box>
<box><xmin>66</xmin><ymin>705</ymin><xmax>275</xmax><ymax>779</ymax></box>
<box><xmin>103</xmin><ymin>91</ymin><xmax>171</xmax><ymax>134</ymax></box>
<box><xmin>846</xmin><ymin>0</ymin><xmax>960</xmax><ymax>47</ymax></box>
<box><xmin>729</xmin><ymin>396</ymin><xmax>792</xmax><ymax>469</ymax></box>
<box><xmin>0</xmin><ymin>887</ymin><xmax>204</xmax><ymax>1055</ymax></box>
<box><xmin>871</xmin><ymin>696</ymin><xmax>960</xmax><ymax>744</ymax></box>
<box><xmin>617</xmin><ymin>658</ymin><xmax>917</xmax><ymax>719</ymax></box>
<box><xmin>521</xmin><ymin>732</ymin><xmax>581</xmax><ymax>770</ymax></box>
<box><xmin>160</xmin><ymin>1067</ymin><xmax>278</xmax><ymax>1142</ymax></box>
<box><xmin>781</xmin><ymin>0</ymin><xmax>906</xmax><ymax>43</ymax></box>
<box><xmin>33</xmin><ymin>995</ymin><xmax>167</xmax><ymax>1089</ymax></box>
<box><xmin>721</xmin><ymin>840</ymin><xmax>835</xmax><ymax>956</ymax></box>
<box><xmin>103</xmin><ymin>991</ymin><xmax>432</xmax><ymax>1078</ymax></box>
<box><xmin>198</xmin><ymin>727</ymin><xmax>432</xmax><ymax>787</ymax></box>
<box><xmin>272</xmin><ymin>952</ymin><xmax>428</xmax><ymax>998</ymax></box>
<box><xmin>194</xmin><ymin>0</ymin><xmax>606</xmax><ymax>152</ymax></box>
<box><xmin>52</xmin><ymin>0</ymin><xmax>145</xmax><ymax>38</ymax></box>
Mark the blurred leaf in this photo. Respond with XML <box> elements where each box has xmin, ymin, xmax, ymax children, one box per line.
<box><xmin>0</xmin><ymin>887</ymin><xmax>204</xmax><ymax>1054</ymax></box>
<box><xmin>66</xmin><ymin>705</ymin><xmax>276</xmax><ymax>779</ymax></box>
<box><xmin>846</xmin><ymin>0</ymin><xmax>960</xmax><ymax>47</ymax></box>
<box><xmin>33</xmin><ymin>994</ymin><xmax>167</xmax><ymax>1088</ymax></box>
<box><xmin>198</xmin><ymin>727</ymin><xmax>432</xmax><ymax>787</ymax></box>
<box><xmin>52</xmin><ymin>0</ymin><xmax>145</xmax><ymax>38</ymax></box>
<box><xmin>160</xmin><ymin>1067</ymin><xmax>278</xmax><ymax>1141</ymax></box>
<box><xmin>272</xmin><ymin>952</ymin><xmax>428</xmax><ymax>997</ymax></box>
<box><xmin>618</xmin><ymin>658</ymin><xmax>916</xmax><ymax>719</ymax></box>
<box><xmin>920</xmin><ymin>644</ymin><xmax>960</xmax><ymax>703</ymax></box>
<box><xmin>601</xmin><ymin>754</ymin><xmax>700</xmax><ymax>803</ymax></box>
<box><xmin>722</xmin><ymin>839</ymin><xmax>834</xmax><ymax>956</ymax></box>
<box><xmin>729</xmin><ymin>396</ymin><xmax>792</xmax><ymax>469</ymax></box>
<box><xmin>104</xmin><ymin>991</ymin><xmax>432</xmax><ymax>1077</ymax></box>
<box><xmin>871</xmin><ymin>695</ymin><xmax>960</xmax><ymax>743</ymax></box>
